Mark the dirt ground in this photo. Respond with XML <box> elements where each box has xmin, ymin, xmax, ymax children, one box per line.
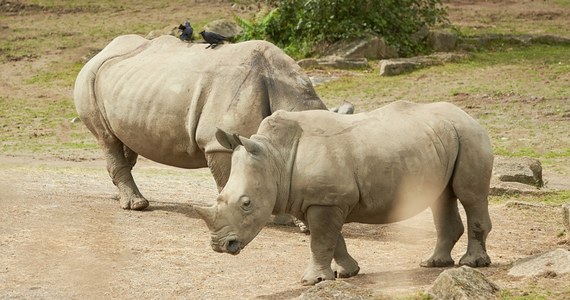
<box><xmin>0</xmin><ymin>155</ymin><xmax>568</xmax><ymax>299</ymax></box>
<box><xmin>1</xmin><ymin>0</ymin><xmax>569</xmax><ymax>299</ymax></box>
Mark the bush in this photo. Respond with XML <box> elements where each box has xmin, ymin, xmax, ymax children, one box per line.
<box><xmin>234</xmin><ymin>0</ymin><xmax>448</xmax><ymax>58</ymax></box>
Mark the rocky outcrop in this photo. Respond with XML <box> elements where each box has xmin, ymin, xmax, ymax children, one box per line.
<box><xmin>427</xmin><ymin>266</ymin><xmax>500</xmax><ymax>300</ymax></box>
<box><xmin>427</xmin><ymin>30</ymin><xmax>458</xmax><ymax>52</ymax></box>
<box><xmin>145</xmin><ymin>24</ymin><xmax>178</xmax><ymax>40</ymax></box>
<box><xmin>379</xmin><ymin>53</ymin><xmax>468</xmax><ymax>76</ymax></box>
<box><xmin>493</xmin><ymin>156</ymin><xmax>543</xmax><ymax>187</ymax></box>
<box><xmin>203</xmin><ymin>19</ymin><xmax>243</xmax><ymax>38</ymax></box>
<box><xmin>460</xmin><ymin>34</ymin><xmax>570</xmax><ymax>50</ymax></box>
<box><xmin>323</xmin><ymin>35</ymin><xmax>398</xmax><ymax>60</ymax></box>
<box><xmin>489</xmin><ymin>156</ymin><xmax>550</xmax><ymax>196</ymax></box>
<box><xmin>299</xmin><ymin>280</ymin><xmax>392</xmax><ymax>300</ymax></box>
<box><xmin>298</xmin><ymin>56</ymin><xmax>369</xmax><ymax>69</ymax></box>
<box><xmin>509</xmin><ymin>248</ymin><xmax>570</xmax><ymax>277</ymax></box>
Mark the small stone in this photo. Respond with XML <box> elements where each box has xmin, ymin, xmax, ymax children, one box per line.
<box><xmin>299</xmin><ymin>280</ymin><xmax>392</xmax><ymax>300</ymax></box>
<box><xmin>427</xmin><ymin>266</ymin><xmax>500</xmax><ymax>300</ymax></box>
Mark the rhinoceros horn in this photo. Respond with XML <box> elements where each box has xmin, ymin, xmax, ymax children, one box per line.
<box><xmin>194</xmin><ymin>205</ymin><xmax>217</xmax><ymax>229</ymax></box>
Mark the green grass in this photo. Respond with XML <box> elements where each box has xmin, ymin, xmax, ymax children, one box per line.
<box><xmin>498</xmin><ymin>287</ymin><xmax>564</xmax><ymax>300</ymax></box>
<box><xmin>26</xmin><ymin>61</ymin><xmax>84</xmax><ymax>87</ymax></box>
<box><xmin>491</xmin><ymin>190</ymin><xmax>570</xmax><ymax>206</ymax></box>
<box><xmin>316</xmin><ymin>44</ymin><xmax>570</xmax><ymax>160</ymax></box>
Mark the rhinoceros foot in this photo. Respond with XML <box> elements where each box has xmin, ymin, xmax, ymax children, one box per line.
<box><xmin>420</xmin><ymin>256</ymin><xmax>455</xmax><ymax>268</ymax></box>
<box><xmin>333</xmin><ymin>264</ymin><xmax>360</xmax><ymax>279</ymax></box>
<box><xmin>459</xmin><ymin>252</ymin><xmax>491</xmax><ymax>267</ymax></box>
<box><xmin>120</xmin><ymin>196</ymin><xmax>149</xmax><ymax>210</ymax></box>
<box><xmin>332</xmin><ymin>257</ymin><xmax>360</xmax><ymax>278</ymax></box>
<box><xmin>301</xmin><ymin>267</ymin><xmax>335</xmax><ymax>286</ymax></box>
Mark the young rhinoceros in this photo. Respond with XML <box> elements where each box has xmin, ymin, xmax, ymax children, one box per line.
<box><xmin>194</xmin><ymin>101</ymin><xmax>493</xmax><ymax>285</ymax></box>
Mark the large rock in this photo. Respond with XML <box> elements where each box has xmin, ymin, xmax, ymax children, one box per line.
<box><xmin>509</xmin><ymin>249</ymin><xmax>570</xmax><ymax>277</ymax></box>
<box><xmin>330</xmin><ymin>101</ymin><xmax>355</xmax><ymax>114</ymax></box>
<box><xmin>427</xmin><ymin>266</ymin><xmax>500</xmax><ymax>300</ymax></box>
<box><xmin>427</xmin><ymin>30</ymin><xmax>458</xmax><ymax>52</ymax></box>
<box><xmin>298</xmin><ymin>56</ymin><xmax>368</xmax><ymax>70</ymax></box>
<box><xmin>316</xmin><ymin>56</ymin><xmax>369</xmax><ymax>69</ymax></box>
<box><xmin>492</xmin><ymin>156</ymin><xmax>543</xmax><ymax>187</ymax></box>
<box><xmin>458</xmin><ymin>34</ymin><xmax>570</xmax><ymax>50</ymax></box>
<box><xmin>379</xmin><ymin>60</ymin><xmax>420</xmax><ymax>76</ymax></box>
<box><xmin>203</xmin><ymin>19</ymin><xmax>243</xmax><ymax>38</ymax></box>
<box><xmin>298</xmin><ymin>280</ymin><xmax>392</xmax><ymax>300</ymax></box>
<box><xmin>379</xmin><ymin>53</ymin><xmax>467</xmax><ymax>76</ymax></box>
<box><xmin>323</xmin><ymin>35</ymin><xmax>398</xmax><ymax>60</ymax></box>
<box><xmin>146</xmin><ymin>24</ymin><xmax>178</xmax><ymax>40</ymax></box>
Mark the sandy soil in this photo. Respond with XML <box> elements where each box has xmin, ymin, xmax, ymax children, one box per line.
<box><xmin>0</xmin><ymin>155</ymin><xmax>568</xmax><ymax>299</ymax></box>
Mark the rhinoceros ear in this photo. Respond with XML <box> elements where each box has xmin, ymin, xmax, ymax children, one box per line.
<box><xmin>216</xmin><ymin>128</ymin><xmax>242</xmax><ymax>150</ymax></box>
<box><xmin>236</xmin><ymin>136</ymin><xmax>261</xmax><ymax>155</ymax></box>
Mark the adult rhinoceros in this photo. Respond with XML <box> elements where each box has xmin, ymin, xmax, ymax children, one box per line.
<box><xmin>195</xmin><ymin>101</ymin><xmax>494</xmax><ymax>285</ymax></box>
<box><xmin>74</xmin><ymin>34</ymin><xmax>329</xmax><ymax>210</ymax></box>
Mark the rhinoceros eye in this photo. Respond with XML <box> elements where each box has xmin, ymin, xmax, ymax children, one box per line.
<box><xmin>240</xmin><ymin>196</ymin><xmax>252</xmax><ymax>212</ymax></box>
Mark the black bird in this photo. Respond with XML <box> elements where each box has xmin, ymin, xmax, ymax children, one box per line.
<box><xmin>199</xmin><ymin>30</ymin><xmax>226</xmax><ymax>49</ymax></box>
<box><xmin>179</xmin><ymin>20</ymin><xmax>193</xmax><ymax>41</ymax></box>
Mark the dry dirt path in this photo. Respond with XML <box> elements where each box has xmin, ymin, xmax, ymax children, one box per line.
<box><xmin>1</xmin><ymin>155</ymin><xmax>569</xmax><ymax>299</ymax></box>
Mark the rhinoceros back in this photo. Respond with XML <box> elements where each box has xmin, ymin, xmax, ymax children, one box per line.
<box><xmin>74</xmin><ymin>35</ymin><xmax>326</xmax><ymax>169</ymax></box>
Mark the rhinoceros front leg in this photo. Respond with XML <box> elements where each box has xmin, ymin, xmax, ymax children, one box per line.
<box><xmin>332</xmin><ymin>234</ymin><xmax>360</xmax><ymax>278</ymax></box>
<box><xmin>102</xmin><ymin>140</ymin><xmax>148</xmax><ymax>210</ymax></box>
<box><xmin>301</xmin><ymin>205</ymin><xmax>344</xmax><ymax>285</ymax></box>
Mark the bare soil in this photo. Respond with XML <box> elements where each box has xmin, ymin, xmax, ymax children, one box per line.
<box><xmin>0</xmin><ymin>156</ymin><xmax>569</xmax><ymax>299</ymax></box>
<box><xmin>1</xmin><ymin>0</ymin><xmax>570</xmax><ymax>299</ymax></box>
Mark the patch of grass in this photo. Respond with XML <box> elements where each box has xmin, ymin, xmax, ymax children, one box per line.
<box><xmin>0</xmin><ymin>96</ymin><xmax>96</xmax><ymax>155</ymax></box>
<box><xmin>498</xmin><ymin>286</ymin><xmax>562</xmax><ymax>300</ymax></box>
<box><xmin>318</xmin><ymin>45</ymin><xmax>569</xmax><ymax>103</ymax></box>
<box><xmin>493</xmin><ymin>146</ymin><xmax>570</xmax><ymax>159</ymax></box>
<box><xmin>317</xmin><ymin>44</ymin><xmax>569</xmax><ymax>161</ymax></box>
<box><xmin>25</xmin><ymin>61</ymin><xmax>83</xmax><ymax>87</ymax></box>
<box><xmin>491</xmin><ymin>190</ymin><xmax>570</xmax><ymax>206</ymax></box>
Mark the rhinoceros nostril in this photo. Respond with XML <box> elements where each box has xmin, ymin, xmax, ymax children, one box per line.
<box><xmin>227</xmin><ymin>239</ymin><xmax>241</xmax><ymax>254</ymax></box>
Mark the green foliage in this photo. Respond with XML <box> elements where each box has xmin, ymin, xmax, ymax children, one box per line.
<box><xmin>235</xmin><ymin>0</ymin><xmax>448</xmax><ymax>58</ymax></box>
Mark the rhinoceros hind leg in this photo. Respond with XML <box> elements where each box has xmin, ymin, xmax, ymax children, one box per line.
<box><xmin>301</xmin><ymin>205</ymin><xmax>343</xmax><ymax>285</ymax></box>
<box><xmin>421</xmin><ymin>188</ymin><xmax>464</xmax><ymax>268</ymax></box>
<box><xmin>453</xmin><ymin>155</ymin><xmax>493</xmax><ymax>267</ymax></box>
<box><xmin>457</xmin><ymin>203</ymin><xmax>492</xmax><ymax>267</ymax></box>
<box><xmin>332</xmin><ymin>234</ymin><xmax>360</xmax><ymax>278</ymax></box>
<box><xmin>103</xmin><ymin>139</ymin><xmax>148</xmax><ymax>210</ymax></box>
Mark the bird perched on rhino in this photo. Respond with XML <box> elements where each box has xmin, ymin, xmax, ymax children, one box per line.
<box><xmin>199</xmin><ymin>30</ymin><xmax>226</xmax><ymax>49</ymax></box>
<box><xmin>178</xmin><ymin>20</ymin><xmax>193</xmax><ymax>41</ymax></box>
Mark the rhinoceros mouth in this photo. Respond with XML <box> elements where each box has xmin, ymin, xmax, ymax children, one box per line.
<box><xmin>211</xmin><ymin>234</ymin><xmax>242</xmax><ymax>255</ymax></box>
<box><xmin>226</xmin><ymin>239</ymin><xmax>242</xmax><ymax>255</ymax></box>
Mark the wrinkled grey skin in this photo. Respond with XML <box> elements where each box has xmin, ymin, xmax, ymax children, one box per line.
<box><xmin>195</xmin><ymin>101</ymin><xmax>493</xmax><ymax>285</ymax></box>
<box><xmin>74</xmin><ymin>34</ymin><xmax>328</xmax><ymax>210</ymax></box>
